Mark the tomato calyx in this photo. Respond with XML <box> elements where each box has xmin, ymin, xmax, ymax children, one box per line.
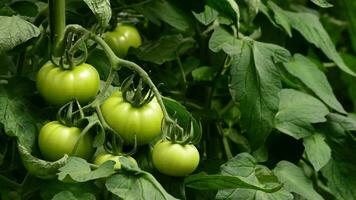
<box><xmin>120</xmin><ymin>74</ymin><xmax>154</xmax><ymax>108</ymax></box>
<box><xmin>51</xmin><ymin>25</ymin><xmax>89</xmax><ymax>70</ymax></box>
<box><xmin>103</xmin><ymin>128</ymin><xmax>138</xmax><ymax>156</ymax></box>
<box><xmin>162</xmin><ymin>120</ymin><xmax>201</xmax><ymax>146</ymax></box>
<box><xmin>56</xmin><ymin>99</ymin><xmax>85</xmax><ymax>127</ymax></box>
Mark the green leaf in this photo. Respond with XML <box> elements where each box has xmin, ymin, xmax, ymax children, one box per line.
<box><xmin>0</xmin><ymin>78</ymin><xmax>37</xmax><ymax>149</ymax></box>
<box><xmin>275</xmin><ymin>89</ymin><xmax>329</xmax><ymax>139</ymax></box>
<box><xmin>106</xmin><ymin>173</ymin><xmax>178</xmax><ymax>200</ymax></box>
<box><xmin>57</xmin><ymin>157</ymin><xmax>116</xmax><ymax>182</ymax></box>
<box><xmin>82</xmin><ymin>0</ymin><xmax>111</xmax><ymax>28</ymax></box>
<box><xmin>342</xmin><ymin>0</ymin><xmax>356</xmax><ymax>54</ymax></box>
<box><xmin>18</xmin><ymin>144</ymin><xmax>68</xmax><ymax>179</ymax></box>
<box><xmin>284</xmin><ymin>54</ymin><xmax>345</xmax><ymax>114</ymax></box>
<box><xmin>192</xmin><ymin>5</ymin><xmax>218</xmax><ymax>25</ymax></box>
<box><xmin>40</xmin><ymin>180</ymin><xmax>99</xmax><ymax>200</ymax></box>
<box><xmin>136</xmin><ymin>0</ymin><xmax>193</xmax><ymax>32</ymax></box>
<box><xmin>209</xmin><ymin>27</ymin><xmax>242</xmax><ymax>55</ymax></box>
<box><xmin>242</xmin><ymin>0</ymin><xmax>260</xmax><ymax>23</ymax></box>
<box><xmin>267</xmin><ymin>1</ymin><xmax>356</xmax><ymax>77</ymax></box>
<box><xmin>216</xmin><ymin>153</ymin><xmax>292</xmax><ymax>200</ymax></box>
<box><xmin>134</xmin><ymin>35</ymin><xmax>194</xmax><ymax>65</ymax></box>
<box><xmin>303</xmin><ymin>133</ymin><xmax>331</xmax><ymax>171</ymax></box>
<box><xmin>229</xmin><ymin>39</ymin><xmax>290</xmax><ymax>149</ymax></box>
<box><xmin>185</xmin><ymin>173</ymin><xmax>281</xmax><ymax>192</ymax></box>
<box><xmin>274</xmin><ymin>161</ymin><xmax>324</xmax><ymax>200</ymax></box>
<box><xmin>321</xmin><ymin>113</ymin><xmax>356</xmax><ymax>200</ymax></box>
<box><xmin>0</xmin><ymin>16</ymin><xmax>40</xmax><ymax>53</ymax></box>
<box><xmin>310</xmin><ymin>0</ymin><xmax>333</xmax><ymax>8</ymax></box>
<box><xmin>52</xmin><ymin>191</ymin><xmax>95</xmax><ymax>200</ymax></box>
<box><xmin>206</xmin><ymin>0</ymin><xmax>240</xmax><ymax>24</ymax></box>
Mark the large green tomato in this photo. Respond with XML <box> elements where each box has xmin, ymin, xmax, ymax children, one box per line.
<box><xmin>38</xmin><ymin>121</ymin><xmax>94</xmax><ymax>161</ymax></box>
<box><xmin>101</xmin><ymin>91</ymin><xmax>163</xmax><ymax>145</ymax></box>
<box><xmin>152</xmin><ymin>140</ymin><xmax>200</xmax><ymax>177</ymax></box>
<box><xmin>94</xmin><ymin>153</ymin><xmax>137</xmax><ymax>170</ymax></box>
<box><xmin>104</xmin><ymin>24</ymin><xmax>142</xmax><ymax>58</ymax></box>
<box><xmin>36</xmin><ymin>62</ymin><xmax>100</xmax><ymax>106</ymax></box>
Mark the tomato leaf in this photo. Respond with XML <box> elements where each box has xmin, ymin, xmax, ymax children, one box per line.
<box><xmin>275</xmin><ymin>89</ymin><xmax>329</xmax><ymax>139</ymax></box>
<box><xmin>342</xmin><ymin>0</ymin><xmax>356</xmax><ymax>54</ymax></box>
<box><xmin>192</xmin><ymin>5</ymin><xmax>218</xmax><ymax>25</ymax></box>
<box><xmin>134</xmin><ymin>35</ymin><xmax>194</xmax><ymax>65</ymax></box>
<box><xmin>309</xmin><ymin>0</ymin><xmax>333</xmax><ymax>8</ymax></box>
<box><xmin>82</xmin><ymin>0</ymin><xmax>111</xmax><ymax>28</ymax></box>
<box><xmin>229</xmin><ymin>39</ymin><xmax>290</xmax><ymax>149</ymax></box>
<box><xmin>51</xmin><ymin>191</ymin><xmax>95</xmax><ymax>200</ymax></box>
<box><xmin>215</xmin><ymin>153</ymin><xmax>292</xmax><ymax>199</ymax></box>
<box><xmin>206</xmin><ymin>0</ymin><xmax>239</xmax><ymax>25</ymax></box>
<box><xmin>0</xmin><ymin>16</ymin><xmax>40</xmax><ymax>53</ymax></box>
<box><xmin>58</xmin><ymin>157</ymin><xmax>116</xmax><ymax>182</ymax></box>
<box><xmin>273</xmin><ymin>161</ymin><xmax>324</xmax><ymax>200</ymax></box>
<box><xmin>0</xmin><ymin>78</ymin><xmax>38</xmax><ymax>150</ymax></box>
<box><xmin>284</xmin><ymin>54</ymin><xmax>346</xmax><ymax>114</ymax></box>
<box><xmin>135</xmin><ymin>0</ymin><xmax>193</xmax><ymax>32</ymax></box>
<box><xmin>267</xmin><ymin>1</ymin><xmax>356</xmax><ymax>77</ymax></box>
<box><xmin>18</xmin><ymin>144</ymin><xmax>68</xmax><ymax>179</ymax></box>
<box><xmin>320</xmin><ymin>114</ymin><xmax>356</xmax><ymax>200</ymax></box>
<box><xmin>303</xmin><ymin>133</ymin><xmax>331</xmax><ymax>171</ymax></box>
<box><xmin>39</xmin><ymin>180</ymin><xmax>99</xmax><ymax>200</ymax></box>
<box><xmin>106</xmin><ymin>173</ymin><xmax>178</xmax><ymax>200</ymax></box>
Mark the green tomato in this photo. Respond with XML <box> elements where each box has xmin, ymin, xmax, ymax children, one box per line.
<box><xmin>36</xmin><ymin>62</ymin><xmax>100</xmax><ymax>106</ymax></box>
<box><xmin>38</xmin><ymin>121</ymin><xmax>94</xmax><ymax>161</ymax></box>
<box><xmin>101</xmin><ymin>91</ymin><xmax>163</xmax><ymax>145</ymax></box>
<box><xmin>94</xmin><ymin>153</ymin><xmax>137</xmax><ymax>170</ymax></box>
<box><xmin>152</xmin><ymin>140</ymin><xmax>200</xmax><ymax>177</ymax></box>
<box><xmin>104</xmin><ymin>24</ymin><xmax>142</xmax><ymax>58</ymax></box>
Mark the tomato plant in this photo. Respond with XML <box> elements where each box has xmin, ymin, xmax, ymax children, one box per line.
<box><xmin>152</xmin><ymin>140</ymin><xmax>200</xmax><ymax>177</ymax></box>
<box><xmin>104</xmin><ymin>24</ymin><xmax>142</xmax><ymax>58</ymax></box>
<box><xmin>36</xmin><ymin>62</ymin><xmax>100</xmax><ymax>106</ymax></box>
<box><xmin>38</xmin><ymin>121</ymin><xmax>94</xmax><ymax>161</ymax></box>
<box><xmin>2</xmin><ymin>0</ymin><xmax>356</xmax><ymax>199</ymax></box>
<box><xmin>101</xmin><ymin>91</ymin><xmax>163</xmax><ymax>145</ymax></box>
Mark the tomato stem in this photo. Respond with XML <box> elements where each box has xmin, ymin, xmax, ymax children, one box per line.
<box><xmin>0</xmin><ymin>174</ymin><xmax>21</xmax><ymax>189</ymax></box>
<box><xmin>48</xmin><ymin>0</ymin><xmax>66</xmax><ymax>58</ymax></box>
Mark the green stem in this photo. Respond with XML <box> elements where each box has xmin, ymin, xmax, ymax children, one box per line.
<box><xmin>98</xmin><ymin>67</ymin><xmax>116</xmax><ymax>103</ymax></box>
<box><xmin>176</xmin><ymin>52</ymin><xmax>187</xmax><ymax>88</ymax></box>
<box><xmin>71</xmin><ymin>124</ymin><xmax>93</xmax><ymax>155</ymax></box>
<box><xmin>216</xmin><ymin>123</ymin><xmax>233</xmax><ymax>160</ymax></box>
<box><xmin>49</xmin><ymin>0</ymin><xmax>66</xmax><ymax>57</ymax></box>
<box><xmin>0</xmin><ymin>174</ymin><xmax>21</xmax><ymax>189</ymax></box>
<box><xmin>90</xmin><ymin>34</ymin><xmax>120</xmax><ymax>69</ymax></box>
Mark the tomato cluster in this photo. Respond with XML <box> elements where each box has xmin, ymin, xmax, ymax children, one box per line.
<box><xmin>35</xmin><ymin>24</ymin><xmax>199</xmax><ymax>177</ymax></box>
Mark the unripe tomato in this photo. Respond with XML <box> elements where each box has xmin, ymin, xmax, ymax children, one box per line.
<box><xmin>104</xmin><ymin>24</ymin><xmax>142</xmax><ymax>58</ymax></box>
<box><xmin>36</xmin><ymin>62</ymin><xmax>100</xmax><ymax>106</ymax></box>
<box><xmin>152</xmin><ymin>140</ymin><xmax>200</xmax><ymax>177</ymax></box>
<box><xmin>38</xmin><ymin>121</ymin><xmax>94</xmax><ymax>161</ymax></box>
<box><xmin>94</xmin><ymin>153</ymin><xmax>137</xmax><ymax>170</ymax></box>
<box><xmin>101</xmin><ymin>91</ymin><xmax>163</xmax><ymax>145</ymax></box>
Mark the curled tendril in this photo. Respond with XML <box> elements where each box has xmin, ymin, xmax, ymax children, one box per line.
<box><xmin>121</xmin><ymin>74</ymin><xmax>155</xmax><ymax>107</ymax></box>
